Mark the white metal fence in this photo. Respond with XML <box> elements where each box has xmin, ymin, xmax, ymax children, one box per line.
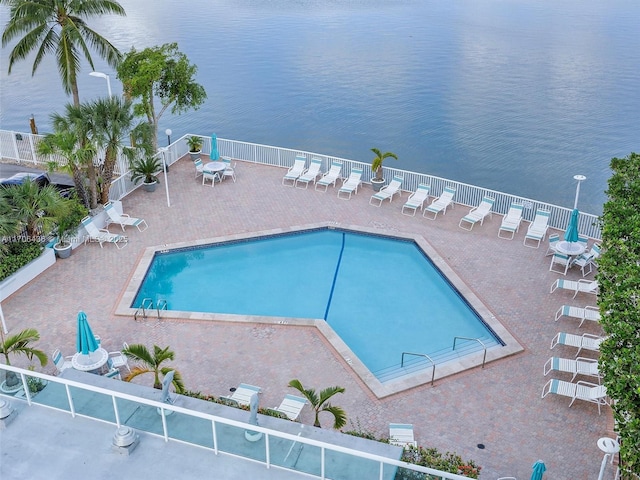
<box><xmin>0</xmin><ymin>129</ymin><xmax>602</xmax><ymax>239</ymax></box>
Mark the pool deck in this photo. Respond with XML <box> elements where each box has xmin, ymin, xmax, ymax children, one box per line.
<box><xmin>1</xmin><ymin>157</ymin><xmax>613</xmax><ymax>479</ymax></box>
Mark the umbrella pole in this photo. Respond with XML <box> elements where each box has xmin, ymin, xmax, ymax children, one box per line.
<box><xmin>573</xmin><ymin>174</ymin><xmax>586</xmax><ymax>209</ymax></box>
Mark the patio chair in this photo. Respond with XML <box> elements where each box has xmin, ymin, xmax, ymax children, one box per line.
<box><xmin>282</xmin><ymin>155</ymin><xmax>307</xmax><ymax>186</ymax></box>
<box><xmin>52</xmin><ymin>349</ymin><xmax>72</xmax><ymax>374</ymax></box>
<box><xmin>550</xmin><ymin>331</ymin><xmax>604</xmax><ymax>357</ymax></box>
<box><xmin>370</xmin><ymin>175</ymin><xmax>404</xmax><ymax>206</ymax></box>
<box><xmin>523</xmin><ymin>208</ymin><xmax>551</xmax><ymax>248</ymax></box>
<box><xmin>572</xmin><ymin>243</ymin><xmax>600</xmax><ymax>277</ymax></box>
<box><xmin>223</xmin><ymin>383</ymin><xmax>262</xmax><ymax>407</ymax></box>
<box><xmin>543</xmin><ymin>356</ymin><xmax>600</xmax><ymax>382</ymax></box>
<box><xmin>497</xmin><ymin>203</ymin><xmax>524</xmax><ymax>239</ymax></box>
<box><xmin>272</xmin><ymin>394</ymin><xmax>308</xmax><ymax>421</ymax></box>
<box><xmin>294</xmin><ymin>157</ymin><xmax>322</xmax><ymax>188</ymax></box>
<box><xmin>221</xmin><ymin>157</ymin><xmax>237</xmax><ymax>183</ymax></box>
<box><xmin>550</xmin><ymin>279</ymin><xmax>598</xmax><ymax>298</ymax></box>
<box><xmin>104</xmin><ymin>202</ymin><xmax>148</xmax><ymax>232</ymax></box>
<box><xmin>554</xmin><ymin>305</ymin><xmax>600</xmax><ymax>327</ymax></box>
<box><xmin>81</xmin><ymin>216</ymin><xmax>127</xmax><ymax>249</ymax></box>
<box><xmin>459</xmin><ymin>196</ymin><xmax>495</xmax><ymax>230</ymax></box>
<box><xmin>423</xmin><ymin>186</ymin><xmax>456</xmax><ymax>220</ymax></box>
<box><xmin>549</xmin><ymin>252</ymin><xmax>572</xmax><ymax>275</ymax></box>
<box><xmin>104</xmin><ymin>368</ymin><xmax>122</xmax><ymax>380</ymax></box>
<box><xmin>202</xmin><ymin>170</ymin><xmax>220</xmax><ymax>187</ymax></box>
<box><xmin>541</xmin><ymin>378</ymin><xmax>608</xmax><ymax>415</ymax></box>
<box><xmin>402</xmin><ymin>184</ymin><xmax>430</xmax><ymax>216</ymax></box>
<box><xmin>108</xmin><ymin>350</ymin><xmax>131</xmax><ymax>372</ymax></box>
<box><xmin>389</xmin><ymin>423</ymin><xmax>417</xmax><ymax>449</ymax></box>
<box><xmin>315</xmin><ymin>161</ymin><xmax>343</xmax><ymax>192</ymax></box>
<box><xmin>337</xmin><ymin>167</ymin><xmax>363</xmax><ymax>199</ymax></box>
<box><xmin>545</xmin><ymin>233</ymin><xmax>560</xmax><ymax>256</ymax></box>
<box><xmin>193</xmin><ymin>158</ymin><xmax>204</xmax><ymax>179</ymax></box>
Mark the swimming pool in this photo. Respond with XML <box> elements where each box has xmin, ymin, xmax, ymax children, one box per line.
<box><xmin>129</xmin><ymin>227</ymin><xmax>507</xmax><ymax>386</ymax></box>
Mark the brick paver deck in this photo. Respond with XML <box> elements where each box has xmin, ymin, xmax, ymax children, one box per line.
<box><xmin>2</xmin><ymin>157</ymin><xmax>611</xmax><ymax>479</ymax></box>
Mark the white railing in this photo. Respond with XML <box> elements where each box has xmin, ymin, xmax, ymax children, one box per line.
<box><xmin>0</xmin><ymin>364</ymin><xmax>472</xmax><ymax>480</ymax></box>
<box><xmin>0</xmin><ymin>129</ymin><xmax>601</xmax><ymax>239</ymax></box>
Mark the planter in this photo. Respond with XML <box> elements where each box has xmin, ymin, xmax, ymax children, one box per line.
<box><xmin>0</xmin><ymin>247</ymin><xmax>56</xmax><ymax>302</ymax></box>
<box><xmin>142</xmin><ymin>181</ymin><xmax>158</xmax><ymax>192</ymax></box>
<box><xmin>53</xmin><ymin>242</ymin><xmax>72</xmax><ymax>259</ymax></box>
<box><xmin>371</xmin><ymin>178</ymin><xmax>385</xmax><ymax>192</ymax></box>
<box><xmin>189</xmin><ymin>150</ymin><xmax>202</xmax><ymax>161</ymax></box>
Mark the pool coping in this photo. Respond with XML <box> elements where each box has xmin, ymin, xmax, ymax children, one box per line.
<box><xmin>115</xmin><ymin>221</ymin><xmax>523</xmax><ymax>398</ymax></box>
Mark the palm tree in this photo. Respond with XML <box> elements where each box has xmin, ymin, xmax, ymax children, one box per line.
<box><xmin>1</xmin><ymin>0</ymin><xmax>126</xmax><ymax>106</ymax></box>
<box><xmin>288</xmin><ymin>379</ymin><xmax>346</xmax><ymax>429</ymax></box>
<box><xmin>0</xmin><ymin>196</ymin><xmax>21</xmax><ymax>256</ymax></box>
<box><xmin>122</xmin><ymin>344</ymin><xmax>185</xmax><ymax>393</ymax></box>
<box><xmin>0</xmin><ymin>328</ymin><xmax>48</xmax><ymax>388</ymax></box>
<box><xmin>370</xmin><ymin>148</ymin><xmax>398</xmax><ymax>182</ymax></box>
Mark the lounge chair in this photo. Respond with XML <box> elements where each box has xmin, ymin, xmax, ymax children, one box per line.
<box><xmin>221</xmin><ymin>157</ymin><xmax>237</xmax><ymax>183</ymax></box>
<box><xmin>523</xmin><ymin>209</ymin><xmax>551</xmax><ymax>248</ymax></box>
<box><xmin>223</xmin><ymin>383</ymin><xmax>262</xmax><ymax>407</ymax></box>
<box><xmin>497</xmin><ymin>203</ymin><xmax>524</xmax><ymax>239</ymax></box>
<box><xmin>389</xmin><ymin>423</ymin><xmax>417</xmax><ymax>449</ymax></box>
<box><xmin>550</xmin><ymin>331</ymin><xmax>604</xmax><ymax>357</ymax></box>
<box><xmin>272</xmin><ymin>394</ymin><xmax>308</xmax><ymax>421</ymax></box>
<box><xmin>52</xmin><ymin>349</ymin><xmax>72</xmax><ymax>374</ymax></box>
<box><xmin>402</xmin><ymin>184</ymin><xmax>430</xmax><ymax>216</ymax></box>
<box><xmin>541</xmin><ymin>378</ymin><xmax>608</xmax><ymax>415</ymax></box>
<box><xmin>282</xmin><ymin>155</ymin><xmax>307</xmax><ymax>186</ymax></box>
<box><xmin>81</xmin><ymin>216</ymin><xmax>127</xmax><ymax>249</ymax></box>
<box><xmin>337</xmin><ymin>167</ymin><xmax>363</xmax><ymax>199</ymax></box>
<box><xmin>572</xmin><ymin>243</ymin><xmax>601</xmax><ymax>277</ymax></box>
<box><xmin>550</xmin><ymin>279</ymin><xmax>598</xmax><ymax>298</ymax></box>
<box><xmin>545</xmin><ymin>233</ymin><xmax>560</xmax><ymax>256</ymax></box>
<box><xmin>315</xmin><ymin>161</ymin><xmax>343</xmax><ymax>192</ymax></box>
<box><xmin>295</xmin><ymin>158</ymin><xmax>322</xmax><ymax>189</ymax></box>
<box><xmin>549</xmin><ymin>253</ymin><xmax>572</xmax><ymax>275</ymax></box>
<box><xmin>459</xmin><ymin>196</ymin><xmax>495</xmax><ymax>230</ymax></box>
<box><xmin>423</xmin><ymin>186</ymin><xmax>456</xmax><ymax>220</ymax></box>
<box><xmin>104</xmin><ymin>202</ymin><xmax>148</xmax><ymax>232</ymax></box>
<box><xmin>370</xmin><ymin>175</ymin><xmax>404</xmax><ymax>206</ymax></box>
<box><xmin>554</xmin><ymin>305</ymin><xmax>600</xmax><ymax>327</ymax></box>
<box><xmin>543</xmin><ymin>356</ymin><xmax>600</xmax><ymax>381</ymax></box>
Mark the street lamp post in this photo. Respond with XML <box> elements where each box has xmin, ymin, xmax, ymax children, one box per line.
<box><xmin>89</xmin><ymin>71</ymin><xmax>112</xmax><ymax>98</ymax></box>
<box><xmin>165</xmin><ymin>129</ymin><xmax>172</xmax><ymax>146</ymax></box>
<box><xmin>161</xmin><ymin>148</ymin><xmax>171</xmax><ymax>208</ymax></box>
<box><xmin>573</xmin><ymin>174</ymin><xmax>586</xmax><ymax>209</ymax></box>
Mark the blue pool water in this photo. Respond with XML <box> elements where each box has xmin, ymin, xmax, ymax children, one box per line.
<box><xmin>133</xmin><ymin>229</ymin><xmax>501</xmax><ymax>375</ymax></box>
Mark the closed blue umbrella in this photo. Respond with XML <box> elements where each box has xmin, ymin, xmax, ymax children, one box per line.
<box><xmin>210</xmin><ymin>133</ymin><xmax>219</xmax><ymax>160</ymax></box>
<box><xmin>564</xmin><ymin>208</ymin><xmax>580</xmax><ymax>242</ymax></box>
<box><xmin>531</xmin><ymin>460</ymin><xmax>546</xmax><ymax>480</ymax></box>
<box><xmin>76</xmin><ymin>311</ymin><xmax>98</xmax><ymax>355</ymax></box>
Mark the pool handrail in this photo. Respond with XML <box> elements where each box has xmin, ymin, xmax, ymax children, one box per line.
<box><xmin>452</xmin><ymin>337</ymin><xmax>487</xmax><ymax>369</ymax></box>
<box><xmin>400</xmin><ymin>352</ymin><xmax>436</xmax><ymax>386</ymax></box>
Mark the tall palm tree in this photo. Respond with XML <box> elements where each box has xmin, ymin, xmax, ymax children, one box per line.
<box><xmin>0</xmin><ymin>196</ymin><xmax>21</xmax><ymax>256</ymax></box>
<box><xmin>1</xmin><ymin>0</ymin><xmax>126</xmax><ymax>106</ymax></box>
<box><xmin>288</xmin><ymin>379</ymin><xmax>347</xmax><ymax>429</ymax></box>
<box><xmin>0</xmin><ymin>328</ymin><xmax>48</xmax><ymax>388</ymax></box>
<box><xmin>122</xmin><ymin>343</ymin><xmax>185</xmax><ymax>393</ymax></box>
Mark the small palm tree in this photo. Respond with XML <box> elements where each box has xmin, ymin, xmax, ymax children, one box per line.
<box><xmin>122</xmin><ymin>343</ymin><xmax>185</xmax><ymax>393</ymax></box>
<box><xmin>288</xmin><ymin>379</ymin><xmax>346</xmax><ymax>429</ymax></box>
<box><xmin>0</xmin><ymin>328</ymin><xmax>48</xmax><ymax>388</ymax></box>
<box><xmin>370</xmin><ymin>148</ymin><xmax>398</xmax><ymax>182</ymax></box>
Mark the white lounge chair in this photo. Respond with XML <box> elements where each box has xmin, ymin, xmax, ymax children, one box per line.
<box><xmin>550</xmin><ymin>331</ymin><xmax>604</xmax><ymax>357</ymax></box>
<box><xmin>52</xmin><ymin>349</ymin><xmax>72</xmax><ymax>374</ymax></box>
<box><xmin>282</xmin><ymin>155</ymin><xmax>307</xmax><ymax>186</ymax></box>
<box><xmin>337</xmin><ymin>167</ymin><xmax>363</xmax><ymax>199</ymax></box>
<box><xmin>554</xmin><ymin>305</ymin><xmax>600</xmax><ymax>327</ymax></box>
<box><xmin>549</xmin><ymin>253</ymin><xmax>572</xmax><ymax>275</ymax></box>
<box><xmin>523</xmin><ymin>209</ymin><xmax>551</xmax><ymax>248</ymax></box>
<box><xmin>223</xmin><ymin>383</ymin><xmax>261</xmax><ymax>407</ymax></box>
<box><xmin>315</xmin><ymin>161</ymin><xmax>343</xmax><ymax>192</ymax></box>
<box><xmin>295</xmin><ymin>158</ymin><xmax>322</xmax><ymax>189</ymax></box>
<box><xmin>389</xmin><ymin>423</ymin><xmax>417</xmax><ymax>449</ymax></box>
<box><xmin>81</xmin><ymin>216</ymin><xmax>127</xmax><ymax>249</ymax></box>
<box><xmin>370</xmin><ymin>175</ymin><xmax>404</xmax><ymax>206</ymax></box>
<box><xmin>272</xmin><ymin>394</ymin><xmax>308</xmax><ymax>421</ymax></box>
<box><xmin>423</xmin><ymin>186</ymin><xmax>456</xmax><ymax>220</ymax></box>
<box><xmin>572</xmin><ymin>243</ymin><xmax>601</xmax><ymax>277</ymax></box>
<box><xmin>459</xmin><ymin>196</ymin><xmax>495</xmax><ymax>230</ymax></box>
<box><xmin>402</xmin><ymin>184</ymin><xmax>430</xmax><ymax>216</ymax></box>
<box><xmin>545</xmin><ymin>233</ymin><xmax>560</xmax><ymax>256</ymax></box>
<box><xmin>541</xmin><ymin>378</ymin><xmax>608</xmax><ymax>415</ymax></box>
<box><xmin>104</xmin><ymin>202</ymin><xmax>148</xmax><ymax>232</ymax></box>
<box><xmin>550</xmin><ymin>279</ymin><xmax>598</xmax><ymax>298</ymax></box>
<box><xmin>543</xmin><ymin>356</ymin><xmax>600</xmax><ymax>381</ymax></box>
<box><xmin>497</xmin><ymin>203</ymin><xmax>524</xmax><ymax>239</ymax></box>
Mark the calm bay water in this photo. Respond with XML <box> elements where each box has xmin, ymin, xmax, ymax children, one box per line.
<box><xmin>1</xmin><ymin>0</ymin><xmax>639</xmax><ymax>214</ymax></box>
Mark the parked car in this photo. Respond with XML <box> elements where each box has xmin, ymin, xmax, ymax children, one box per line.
<box><xmin>0</xmin><ymin>172</ymin><xmax>51</xmax><ymax>188</ymax></box>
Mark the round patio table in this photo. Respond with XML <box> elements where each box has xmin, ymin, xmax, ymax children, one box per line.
<box><xmin>72</xmin><ymin>348</ymin><xmax>109</xmax><ymax>375</ymax></box>
<box><xmin>555</xmin><ymin>241</ymin><xmax>586</xmax><ymax>256</ymax></box>
<box><xmin>203</xmin><ymin>162</ymin><xmax>226</xmax><ymax>175</ymax></box>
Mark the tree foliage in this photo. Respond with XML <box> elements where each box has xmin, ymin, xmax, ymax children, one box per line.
<box><xmin>288</xmin><ymin>379</ymin><xmax>346</xmax><ymax>429</ymax></box>
<box><xmin>598</xmin><ymin>151</ymin><xmax>640</xmax><ymax>477</ymax></box>
<box><xmin>117</xmin><ymin>42</ymin><xmax>207</xmax><ymax>150</ymax></box>
<box><xmin>122</xmin><ymin>343</ymin><xmax>185</xmax><ymax>393</ymax></box>
<box><xmin>370</xmin><ymin>148</ymin><xmax>398</xmax><ymax>181</ymax></box>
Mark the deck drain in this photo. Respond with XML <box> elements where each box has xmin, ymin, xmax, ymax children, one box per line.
<box><xmin>477</xmin><ymin>443</ymin><xmax>485</xmax><ymax>449</ymax></box>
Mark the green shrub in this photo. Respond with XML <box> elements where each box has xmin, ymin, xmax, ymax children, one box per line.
<box><xmin>0</xmin><ymin>241</ymin><xmax>44</xmax><ymax>281</ymax></box>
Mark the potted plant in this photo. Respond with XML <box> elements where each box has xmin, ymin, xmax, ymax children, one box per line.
<box><xmin>53</xmin><ymin>196</ymin><xmax>88</xmax><ymax>259</ymax></box>
<box><xmin>186</xmin><ymin>136</ymin><xmax>203</xmax><ymax>161</ymax></box>
<box><xmin>370</xmin><ymin>148</ymin><xmax>398</xmax><ymax>192</ymax></box>
<box><xmin>130</xmin><ymin>156</ymin><xmax>162</xmax><ymax>192</ymax></box>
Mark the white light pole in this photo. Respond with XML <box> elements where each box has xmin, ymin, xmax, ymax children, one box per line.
<box><xmin>161</xmin><ymin>148</ymin><xmax>171</xmax><ymax>208</ymax></box>
<box><xmin>573</xmin><ymin>174</ymin><xmax>586</xmax><ymax>209</ymax></box>
<box><xmin>89</xmin><ymin>71</ymin><xmax>112</xmax><ymax>98</ymax></box>
<box><xmin>165</xmin><ymin>128</ymin><xmax>172</xmax><ymax>146</ymax></box>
